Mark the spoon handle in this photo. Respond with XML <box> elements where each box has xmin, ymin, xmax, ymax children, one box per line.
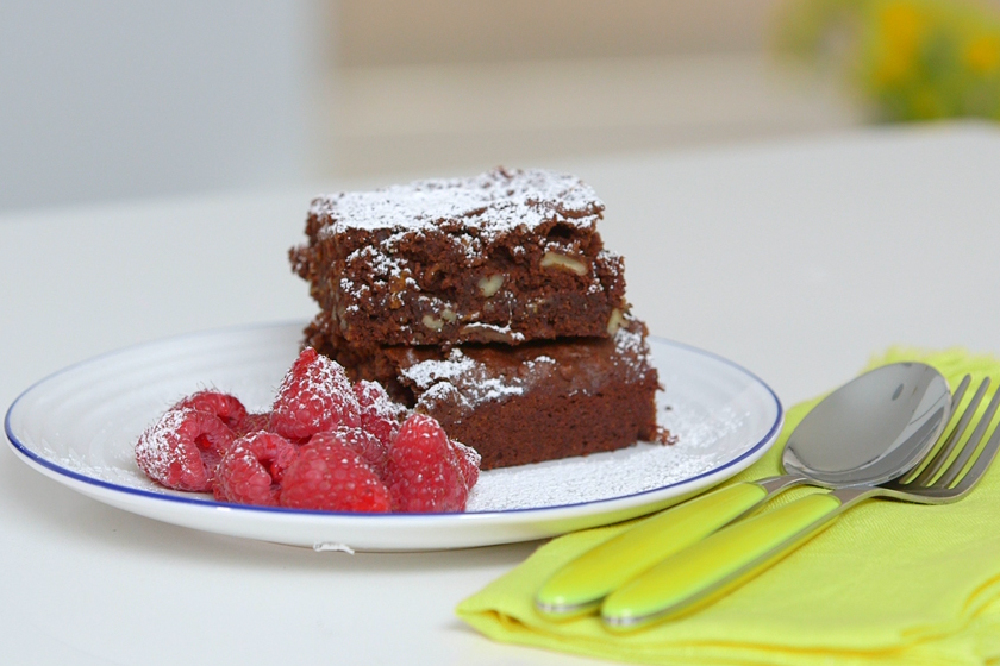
<box><xmin>600</xmin><ymin>487</ymin><xmax>872</xmax><ymax>631</ymax></box>
<box><xmin>534</xmin><ymin>477</ymin><xmax>801</xmax><ymax>618</ymax></box>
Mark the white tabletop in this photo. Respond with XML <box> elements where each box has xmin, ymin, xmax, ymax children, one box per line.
<box><xmin>3</xmin><ymin>124</ymin><xmax>1000</xmax><ymax>665</ymax></box>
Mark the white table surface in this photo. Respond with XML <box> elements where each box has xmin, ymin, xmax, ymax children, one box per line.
<box><xmin>3</xmin><ymin>124</ymin><xmax>999</xmax><ymax>665</ymax></box>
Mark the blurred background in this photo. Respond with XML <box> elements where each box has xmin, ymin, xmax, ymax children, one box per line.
<box><xmin>2</xmin><ymin>0</ymin><xmax>999</xmax><ymax>212</ymax></box>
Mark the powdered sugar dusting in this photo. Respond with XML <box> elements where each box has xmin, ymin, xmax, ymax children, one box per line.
<box><xmin>311</xmin><ymin>168</ymin><xmax>604</xmax><ymax>236</ymax></box>
<box><xmin>453</xmin><ymin>440</ymin><xmax>482</xmax><ymax>470</ymax></box>
<box><xmin>270</xmin><ymin>348</ymin><xmax>362</xmax><ymax>439</ymax></box>
<box><xmin>134</xmin><ymin>407</ymin><xmax>197</xmax><ymax>483</ymax></box>
<box><xmin>614</xmin><ymin>324</ymin><xmax>646</xmax><ymax>360</ymax></box>
<box><xmin>458</xmin><ymin>322</ymin><xmax>526</xmax><ymax>343</ymax></box>
<box><xmin>353</xmin><ymin>380</ymin><xmax>406</xmax><ymax>450</ymax></box>
<box><xmin>403</xmin><ymin>348</ymin><xmax>558</xmax><ymax>412</ymax></box>
<box><xmin>354</xmin><ymin>380</ymin><xmax>407</xmax><ymax>421</ymax></box>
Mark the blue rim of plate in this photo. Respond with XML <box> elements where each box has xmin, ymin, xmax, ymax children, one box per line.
<box><xmin>4</xmin><ymin>320</ymin><xmax>783</xmax><ymax>521</ymax></box>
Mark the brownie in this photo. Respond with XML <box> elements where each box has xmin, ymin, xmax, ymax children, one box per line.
<box><xmin>323</xmin><ymin>317</ymin><xmax>660</xmax><ymax>471</ymax></box>
<box><xmin>290</xmin><ymin>167</ymin><xmax>629</xmax><ymax>357</ymax></box>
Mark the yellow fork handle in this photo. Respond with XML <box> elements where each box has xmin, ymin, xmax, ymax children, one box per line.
<box><xmin>601</xmin><ymin>490</ymin><xmax>863</xmax><ymax>631</ymax></box>
<box><xmin>535</xmin><ymin>480</ymin><xmax>786</xmax><ymax>618</ymax></box>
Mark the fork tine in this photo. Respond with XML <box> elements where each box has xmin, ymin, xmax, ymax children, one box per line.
<box><xmin>949</xmin><ymin>374</ymin><xmax>973</xmax><ymax>414</ymax></box>
<box><xmin>908</xmin><ymin>375</ymin><xmax>981</xmax><ymax>485</ymax></box>
<box><xmin>951</xmin><ymin>411</ymin><xmax>1000</xmax><ymax>493</ymax></box>
<box><xmin>935</xmin><ymin>382</ymin><xmax>1000</xmax><ymax>489</ymax></box>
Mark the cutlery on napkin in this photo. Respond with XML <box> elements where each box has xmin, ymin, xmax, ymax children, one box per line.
<box><xmin>456</xmin><ymin>347</ymin><xmax>1000</xmax><ymax>666</ymax></box>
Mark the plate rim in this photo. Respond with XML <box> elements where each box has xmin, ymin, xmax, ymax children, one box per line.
<box><xmin>5</xmin><ymin>320</ymin><xmax>783</xmax><ymax>525</ymax></box>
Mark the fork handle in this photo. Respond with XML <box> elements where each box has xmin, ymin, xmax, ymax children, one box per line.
<box><xmin>534</xmin><ymin>477</ymin><xmax>802</xmax><ymax>618</ymax></box>
<box><xmin>600</xmin><ymin>487</ymin><xmax>874</xmax><ymax>631</ymax></box>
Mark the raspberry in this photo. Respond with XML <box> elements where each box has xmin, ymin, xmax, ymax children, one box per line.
<box><xmin>174</xmin><ymin>390</ymin><xmax>247</xmax><ymax>430</ymax></box>
<box><xmin>213</xmin><ymin>432</ymin><xmax>297</xmax><ymax>506</ymax></box>
<box><xmin>386</xmin><ymin>414</ymin><xmax>469</xmax><ymax>513</ymax></box>
<box><xmin>135</xmin><ymin>407</ymin><xmax>235</xmax><ymax>492</ymax></box>
<box><xmin>270</xmin><ymin>348</ymin><xmax>361</xmax><ymax>442</ymax></box>
<box><xmin>452</xmin><ymin>439</ymin><xmax>481</xmax><ymax>490</ymax></box>
<box><xmin>233</xmin><ymin>412</ymin><xmax>273</xmax><ymax>438</ymax></box>
<box><xmin>279</xmin><ymin>435</ymin><xmax>390</xmax><ymax>513</ymax></box>
<box><xmin>353</xmin><ymin>380</ymin><xmax>405</xmax><ymax>449</ymax></box>
<box><xmin>313</xmin><ymin>427</ymin><xmax>389</xmax><ymax>480</ymax></box>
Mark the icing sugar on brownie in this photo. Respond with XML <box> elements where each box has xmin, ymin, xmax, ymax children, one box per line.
<box><xmin>383</xmin><ymin>316</ymin><xmax>659</xmax><ymax>470</ymax></box>
<box><xmin>309</xmin><ymin>167</ymin><xmax>604</xmax><ymax>236</ymax></box>
<box><xmin>398</xmin><ymin>317</ymin><xmax>653</xmax><ymax>409</ymax></box>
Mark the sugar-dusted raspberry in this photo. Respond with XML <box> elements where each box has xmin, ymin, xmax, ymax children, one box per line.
<box><xmin>313</xmin><ymin>427</ymin><xmax>389</xmax><ymax>480</ymax></box>
<box><xmin>280</xmin><ymin>436</ymin><xmax>390</xmax><ymax>513</ymax></box>
<box><xmin>270</xmin><ymin>347</ymin><xmax>361</xmax><ymax>442</ymax></box>
<box><xmin>353</xmin><ymin>380</ymin><xmax>406</xmax><ymax>449</ymax></box>
<box><xmin>452</xmin><ymin>439</ymin><xmax>481</xmax><ymax>490</ymax></box>
<box><xmin>214</xmin><ymin>432</ymin><xmax>297</xmax><ymax>506</ymax></box>
<box><xmin>174</xmin><ymin>390</ymin><xmax>247</xmax><ymax>430</ymax></box>
<box><xmin>386</xmin><ymin>414</ymin><xmax>469</xmax><ymax>513</ymax></box>
<box><xmin>136</xmin><ymin>407</ymin><xmax>235</xmax><ymax>492</ymax></box>
<box><xmin>233</xmin><ymin>412</ymin><xmax>273</xmax><ymax>438</ymax></box>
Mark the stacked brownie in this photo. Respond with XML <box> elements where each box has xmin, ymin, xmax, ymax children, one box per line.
<box><xmin>290</xmin><ymin>167</ymin><xmax>659</xmax><ymax>470</ymax></box>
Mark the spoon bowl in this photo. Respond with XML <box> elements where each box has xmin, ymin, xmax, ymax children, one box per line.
<box><xmin>782</xmin><ymin>362</ymin><xmax>951</xmax><ymax>487</ymax></box>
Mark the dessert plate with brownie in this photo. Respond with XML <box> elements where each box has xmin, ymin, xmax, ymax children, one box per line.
<box><xmin>4</xmin><ymin>169</ymin><xmax>783</xmax><ymax>551</ymax></box>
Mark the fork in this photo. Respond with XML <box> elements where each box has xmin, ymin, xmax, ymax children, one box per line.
<box><xmin>601</xmin><ymin>375</ymin><xmax>1000</xmax><ymax>631</ymax></box>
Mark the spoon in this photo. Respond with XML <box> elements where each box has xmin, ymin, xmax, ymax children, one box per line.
<box><xmin>535</xmin><ymin>362</ymin><xmax>952</xmax><ymax>619</ymax></box>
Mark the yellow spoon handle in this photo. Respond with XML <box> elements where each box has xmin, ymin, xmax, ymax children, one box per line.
<box><xmin>601</xmin><ymin>489</ymin><xmax>869</xmax><ymax>631</ymax></box>
<box><xmin>535</xmin><ymin>479</ymin><xmax>793</xmax><ymax>618</ymax></box>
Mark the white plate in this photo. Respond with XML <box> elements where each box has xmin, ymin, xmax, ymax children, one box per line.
<box><xmin>5</xmin><ymin>322</ymin><xmax>782</xmax><ymax>551</ymax></box>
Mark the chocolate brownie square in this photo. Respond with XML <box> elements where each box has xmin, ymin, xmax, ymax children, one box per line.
<box><xmin>290</xmin><ymin>168</ymin><xmax>629</xmax><ymax>357</ymax></box>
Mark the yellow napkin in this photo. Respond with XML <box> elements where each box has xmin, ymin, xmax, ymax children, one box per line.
<box><xmin>457</xmin><ymin>348</ymin><xmax>1000</xmax><ymax>666</ymax></box>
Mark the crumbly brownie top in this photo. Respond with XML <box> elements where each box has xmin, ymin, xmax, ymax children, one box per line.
<box><xmin>309</xmin><ymin>167</ymin><xmax>604</xmax><ymax>237</ymax></box>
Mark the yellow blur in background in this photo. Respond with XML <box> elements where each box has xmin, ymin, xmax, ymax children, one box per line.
<box><xmin>777</xmin><ymin>0</ymin><xmax>1000</xmax><ymax>121</ymax></box>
